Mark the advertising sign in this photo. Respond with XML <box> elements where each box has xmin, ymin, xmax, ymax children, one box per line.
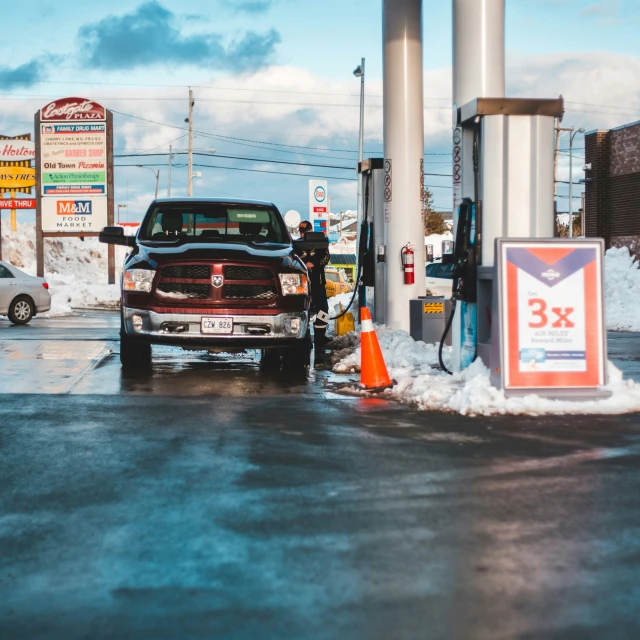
<box><xmin>40</xmin><ymin>123</ymin><xmax>107</xmax><ymax>195</ymax></box>
<box><xmin>0</xmin><ymin>140</ymin><xmax>35</xmax><ymax>162</ymax></box>
<box><xmin>41</xmin><ymin>196</ymin><xmax>108</xmax><ymax>232</ymax></box>
<box><xmin>0</xmin><ymin>166</ymin><xmax>36</xmax><ymax>190</ymax></box>
<box><xmin>497</xmin><ymin>239</ymin><xmax>607</xmax><ymax>391</ymax></box>
<box><xmin>34</xmin><ymin>97</ymin><xmax>113</xmax><ymax>280</ymax></box>
<box><xmin>452</xmin><ymin>127</ymin><xmax>462</xmax><ymax>214</ymax></box>
<box><xmin>309</xmin><ymin>179</ymin><xmax>328</xmax><ymax>216</ymax></box>
<box><xmin>0</xmin><ymin>198</ymin><xmax>35</xmax><ymax>209</ymax></box>
<box><xmin>40</xmin><ymin>97</ymin><xmax>106</xmax><ymax>122</ymax></box>
<box><xmin>384</xmin><ymin>159</ymin><xmax>392</xmax><ymax>223</ymax></box>
<box><xmin>309</xmin><ymin>179</ymin><xmax>329</xmax><ymax>234</ymax></box>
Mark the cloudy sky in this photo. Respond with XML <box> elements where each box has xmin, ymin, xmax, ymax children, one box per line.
<box><xmin>2</xmin><ymin>0</ymin><xmax>640</xmax><ymax>223</ymax></box>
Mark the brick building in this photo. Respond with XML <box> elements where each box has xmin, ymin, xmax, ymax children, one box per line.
<box><xmin>585</xmin><ymin>120</ymin><xmax>640</xmax><ymax>257</ymax></box>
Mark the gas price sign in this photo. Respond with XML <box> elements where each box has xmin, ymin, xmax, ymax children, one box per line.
<box><xmin>498</xmin><ymin>239</ymin><xmax>607</xmax><ymax>391</ymax></box>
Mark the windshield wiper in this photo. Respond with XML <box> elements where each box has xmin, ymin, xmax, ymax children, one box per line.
<box><xmin>248</xmin><ymin>239</ymin><xmax>287</xmax><ymax>247</ymax></box>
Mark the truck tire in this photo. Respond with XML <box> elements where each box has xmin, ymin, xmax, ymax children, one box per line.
<box><xmin>282</xmin><ymin>335</ymin><xmax>311</xmax><ymax>370</ymax></box>
<box><xmin>120</xmin><ymin>333</ymin><xmax>152</xmax><ymax>368</ymax></box>
<box><xmin>8</xmin><ymin>296</ymin><xmax>34</xmax><ymax>325</ymax></box>
<box><xmin>120</xmin><ymin>312</ymin><xmax>151</xmax><ymax>368</ymax></box>
<box><xmin>260</xmin><ymin>348</ymin><xmax>282</xmax><ymax>370</ymax></box>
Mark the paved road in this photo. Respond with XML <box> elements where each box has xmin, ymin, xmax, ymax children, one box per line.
<box><xmin>2</xmin><ymin>313</ymin><xmax>640</xmax><ymax>639</ymax></box>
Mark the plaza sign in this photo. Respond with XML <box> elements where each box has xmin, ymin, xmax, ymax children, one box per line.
<box><xmin>40</xmin><ymin>97</ymin><xmax>106</xmax><ymax>122</ymax></box>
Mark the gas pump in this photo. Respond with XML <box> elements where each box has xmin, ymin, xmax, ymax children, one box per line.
<box><xmin>447</xmin><ymin>97</ymin><xmax>565</xmax><ymax>373</ymax></box>
<box><xmin>358</xmin><ymin>158</ymin><xmax>386</xmax><ymax>324</ymax></box>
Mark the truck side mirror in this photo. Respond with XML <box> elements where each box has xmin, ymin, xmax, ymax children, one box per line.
<box><xmin>99</xmin><ymin>226</ymin><xmax>136</xmax><ymax>247</ymax></box>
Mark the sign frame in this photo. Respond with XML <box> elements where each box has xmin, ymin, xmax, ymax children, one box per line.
<box><xmin>491</xmin><ymin>238</ymin><xmax>610</xmax><ymax>398</ymax></box>
<box><xmin>35</xmin><ymin>100</ymin><xmax>115</xmax><ymax>282</ymax></box>
<box><xmin>0</xmin><ymin>133</ymin><xmax>34</xmax><ymax>261</ymax></box>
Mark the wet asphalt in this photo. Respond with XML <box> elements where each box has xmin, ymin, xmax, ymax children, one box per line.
<box><xmin>2</xmin><ymin>312</ymin><xmax>640</xmax><ymax>639</ymax></box>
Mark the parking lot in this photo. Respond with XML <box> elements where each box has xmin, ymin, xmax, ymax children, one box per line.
<box><xmin>2</xmin><ymin>312</ymin><xmax>640</xmax><ymax>638</ymax></box>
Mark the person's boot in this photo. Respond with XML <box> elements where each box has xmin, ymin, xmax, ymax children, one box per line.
<box><xmin>314</xmin><ymin>326</ymin><xmax>327</xmax><ymax>363</ymax></box>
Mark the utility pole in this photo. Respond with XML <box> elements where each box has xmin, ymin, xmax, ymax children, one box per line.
<box><xmin>168</xmin><ymin>144</ymin><xmax>173</xmax><ymax>197</ymax></box>
<box><xmin>187</xmin><ymin>88</ymin><xmax>194</xmax><ymax>197</ymax></box>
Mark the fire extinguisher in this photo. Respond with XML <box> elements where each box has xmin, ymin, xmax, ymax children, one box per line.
<box><xmin>401</xmin><ymin>242</ymin><xmax>415</xmax><ymax>285</ymax></box>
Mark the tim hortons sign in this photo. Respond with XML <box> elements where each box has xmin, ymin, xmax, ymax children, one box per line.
<box><xmin>40</xmin><ymin>98</ymin><xmax>106</xmax><ymax>122</ymax></box>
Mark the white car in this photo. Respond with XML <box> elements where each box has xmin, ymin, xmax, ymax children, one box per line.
<box><xmin>0</xmin><ymin>260</ymin><xmax>51</xmax><ymax>324</ymax></box>
<box><xmin>425</xmin><ymin>262</ymin><xmax>454</xmax><ymax>298</ymax></box>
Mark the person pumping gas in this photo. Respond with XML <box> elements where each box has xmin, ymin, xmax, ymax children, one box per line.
<box><xmin>296</xmin><ymin>220</ymin><xmax>330</xmax><ymax>360</ymax></box>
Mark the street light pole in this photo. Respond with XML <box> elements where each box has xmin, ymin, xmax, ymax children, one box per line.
<box><xmin>187</xmin><ymin>89</ymin><xmax>194</xmax><ymax>197</ymax></box>
<box><xmin>136</xmin><ymin>165</ymin><xmax>160</xmax><ymax>199</ymax></box>
<box><xmin>556</xmin><ymin>126</ymin><xmax>585</xmax><ymax>237</ymax></box>
<box><xmin>354</xmin><ymin>59</ymin><xmax>365</xmax><ymax>246</ymax></box>
<box><xmin>568</xmin><ymin>127</ymin><xmax>585</xmax><ymax>238</ymax></box>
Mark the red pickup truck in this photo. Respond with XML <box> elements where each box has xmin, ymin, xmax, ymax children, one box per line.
<box><xmin>100</xmin><ymin>199</ymin><xmax>311</xmax><ymax>369</ymax></box>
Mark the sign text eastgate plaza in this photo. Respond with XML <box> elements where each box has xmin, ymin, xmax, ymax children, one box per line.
<box><xmin>40</xmin><ymin>98</ymin><xmax>106</xmax><ymax>122</ymax></box>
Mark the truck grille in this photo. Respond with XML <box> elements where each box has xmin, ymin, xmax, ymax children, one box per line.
<box><xmin>224</xmin><ymin>266</ymin><xmax>272</xmax><ymax>281</ymax></box>
<box><xmin>223</xmin><ymin>284</ymin><xmax>277</xmax><ymax>300</ymax></box>
<box><xmin>162</xmin><ymin>265</ymin><xmax>211</xmax><ymax>279</ymax></box>
<box><xmin>157</xmin><ymin>283</ymin><xmax>210</xmax><ymax>299</ymax></box>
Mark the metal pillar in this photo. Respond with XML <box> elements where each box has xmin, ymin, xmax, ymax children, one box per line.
<box><xmin>452</xmin><ymin>0</ymin><xmax>505</xmax><ymax>110</ymax></box>
<box><xmin>382</xmin><ymin>0</ymin><xmax>425</xmax><ymax>331</ymax></box>
<box><xmin>451</xmin><ymin>0</ymin><xmax>505</xmax><ymax>370</ymax></box>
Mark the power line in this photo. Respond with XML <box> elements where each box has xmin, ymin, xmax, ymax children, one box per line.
<box><xmin>0</xmin><ymin>94</ymin><xmax>454</xmax><ymax>111</ymax></box>
<box><xmin>117</xmin><ymin>150</ymin><xmax>454</xmax><ymax>177</ymax></box>
<box><xmin>111</xmin><ymin>110</ymin><xmax>455</xmax><ymax>165</ymax></box>
<box><xmin>116</xmin><ymin>162</ymin><xmax>454</xmax><ymax>188</ymax></box>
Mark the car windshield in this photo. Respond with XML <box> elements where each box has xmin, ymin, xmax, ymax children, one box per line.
<box><xmin>139</xmin><ymin>203</ymin><xmax>289</xmax><ymax>244</ymax></box>
<box><xmin>426</xmin><ymin>263</ymin><xmax>454</xmax><ymax>279</ymax></box>
<box><xmin>326</xmin><ymin>272</ymin><xmax>340</xmax><ymax>282</ymax></box>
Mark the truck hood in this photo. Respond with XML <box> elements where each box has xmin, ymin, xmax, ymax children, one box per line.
<box><xmin>128</xmin><ymin>241</ymin><xmax>303</xmax><ymax>270</ymax></box>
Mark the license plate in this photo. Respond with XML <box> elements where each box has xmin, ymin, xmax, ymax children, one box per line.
<box><xmin>201</xmin><ymin>317</ymin><xmax>233</xmax><ymax>334</ymax></box>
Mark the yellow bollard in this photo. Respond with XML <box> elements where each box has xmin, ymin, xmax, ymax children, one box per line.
<box><xmin>335</xmin><ymin>303</ymin><xmax>355</xmax><ymax>336</ymax></box>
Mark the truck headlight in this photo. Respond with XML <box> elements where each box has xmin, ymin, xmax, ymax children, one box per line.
<box><xmin>123</xmin><ymin>269</ymin><xmax>156</xmax><ymax>293</ymax></box>
<box><xmin>279</xmin><ymin>273</ymin><xmax>308</xmax><ymax>295</ymax></box>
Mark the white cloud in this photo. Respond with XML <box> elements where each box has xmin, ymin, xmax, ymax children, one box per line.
<box><xmin>3</xmin><ymin>49</ymin><xmax>640</xmax><ymax>216</ymax></box>
<box><xmin>580</xmin><ymin>0</ymin><xmax>621</xmax><ymax>17</ymax></box>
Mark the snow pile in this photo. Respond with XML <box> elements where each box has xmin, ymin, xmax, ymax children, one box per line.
<box><xmin>333</xmin><ymin>327</ymin><xmax>443</xmax><ymax>374</ymax></box>
<box><xmin>2</xmin><ymin>222</ymin><xmax>125</xmax><ymax>316</ymax></box>
<box><xmin>329</xmin><ymin>237</ymin><xmax>356</xmax><ymax>255</ymax></box>
<box><xmin>332</xmin><ymin>327</ymin><xmax>640</xmax><ymax>415</ymax></box>
<box><xmin>604</xmin><ymin>246</ymin><xmax>640</xmax><ymax>332</ymax></box>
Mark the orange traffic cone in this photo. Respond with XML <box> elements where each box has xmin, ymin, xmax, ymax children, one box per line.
<box><xmin>359</xmin><ymin>307</ymin><xmax>395</xmax><ymax>392</ymax></box>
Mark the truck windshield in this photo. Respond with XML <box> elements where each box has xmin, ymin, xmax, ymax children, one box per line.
<box><xmin>139</xmin><ymin>203</ymin><xmax>289</xmax><ymax>244</ymax></box>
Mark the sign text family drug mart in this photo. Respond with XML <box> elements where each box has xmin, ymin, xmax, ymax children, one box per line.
<box><xmin>35</xmin><ymin>97</ymin><xmax>115</xmax><ymax>282</ymax></box>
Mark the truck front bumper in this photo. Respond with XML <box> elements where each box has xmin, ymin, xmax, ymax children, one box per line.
<box><xmin>122</xmin><ymin>307</ymin><xmax>308</xmax><ymax>347</ymax></box>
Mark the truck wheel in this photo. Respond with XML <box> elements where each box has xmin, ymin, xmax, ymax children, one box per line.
<box><xmin>8</xmin><ymin>296</ymin><xmax>34</xmax><ymax>325</ymax></box>
<box><xmin>282</xmin><ymin>337</ymin><xmax>311</xmax><ymax>370</ymax></box>
<box><xmin>260</xmin><ymin>348</ymin><xmax>282</xmax><ymax>370</ymax></box>
<box><xmin>120</xmin><ymin>333</ymin><xmax>152</xmax><ymax>368</ymax></box>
